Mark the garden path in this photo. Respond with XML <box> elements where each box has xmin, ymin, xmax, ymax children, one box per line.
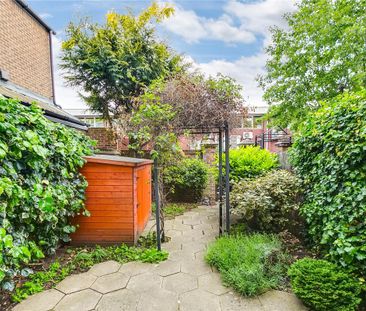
<box><xmin>13</xmin><ymin>205</ymin><xmax>307</xmax><ymax>311</ymax></box>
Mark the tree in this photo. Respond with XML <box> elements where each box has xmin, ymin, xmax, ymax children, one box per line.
<box><xmin>259</xmin><ymin>0</ymin><xmax>366</xmax><ymax>129</ymax></box>
<box><xmin>61</xmin><ymin>2</ymin><xmax>182</xmax><ymax>124</ymax></box>
<box><xmin>129</xmin><ymin>73</ymin><xmax>244</xmax><ymax>237</ymax></box>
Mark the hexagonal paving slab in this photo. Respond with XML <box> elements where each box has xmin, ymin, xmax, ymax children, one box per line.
<box><xmin>118</xmin><ymin>261</ymin><xmax>152</xmax><ymax>276</ymax></box>
<box><xmin>258</xmin><ymin>290</ymin><xmax>308</xmax><ymax>311</ymax></box>
<box><xmin>181</xmin><ymin>259</ymin><xmax>212</xmax><ymax>276</ymax></box>
<box><xmin>54</xmin><ymin>289</ymin><xmax>101</xmax><ymax>311</ymax></box>
<box><xmin>96</xmin><ymin>289</ymin><xmax>140</xmax><ymax>311</ymax></box>
<box><xmin>88</xmin><ymin>260</ymin><xmax>121</xmax><ymax>277</ymax></box>
<box><xmin>137</xmin><ymin>287</ymin><xmax>178</xmax><ymax>311</ymax></box>
<box><xmin>179</xmin><ymin>289</ymin><xmax>221</xmax><ymax>311</ymax></box>
<box><xmin>167</xmin><ymin>249</ymin><xmax>195</xmax><ymax>262</ymax></box>
<box><xmin>154</xmin><ymin>260</ymin><xmax>181</xmax><ymax>277</ymax></box>
<box><xmin>219</xmin><ymin>292</ymin><xmax>265</xmax><ymax>311</ymax></box>
<box><xmin>198</xmin><ymin>273</ymin><xmax>229</xmax><ymax>295</ymax></box>
<box><xmin>181</xmin><ymin>241</ymin><xmax>206</xmax><ymax>253</ymax></box>
<box><xmin>91</xmin><ymin>272</ymin><xmax>130</xmax><ymax>294</ymax></box>
<box><xmin>127</xmin><ymin>272</ymin><xmax>163</xmax><ymax>292</ymax></box>
<box><xmin>55</xmin><ymin>272</ymin><xmax>97</xmax><ymax>294</ymax></box>
<box><xmin>13</xmin><ymin>289</ymin><xmax>64</xmax><ymax>311</ymax></box>
<box><xmin>162</xmin><ymin>272</ymin><xmax>197</xmax><ymax>294</ymax></box>
<box><xmin>13</xmin><ymin>205</ymin><xmax>307</xmax><ymax>311</ymax></box>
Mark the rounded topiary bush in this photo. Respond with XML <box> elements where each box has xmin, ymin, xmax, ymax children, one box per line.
<box><xmin>223</xmin><ymin>146</ymin><xmax>278</xmax><ymax>182</ymax></box>
<box><xmin>288</xmin><ymin>258</ymin><xmax>362</xmax><ymax>311</ymax></box>
<box><xmin>163</xmin><ymin>157</ymin><xmax>208</xmax><ymax>202</ymax></box>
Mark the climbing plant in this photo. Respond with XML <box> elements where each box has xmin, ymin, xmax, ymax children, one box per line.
<box><xmin>290</xmin><ymin>90</ymin><xmax>366</xmax><ymax>276</ymax></box>
<box><xmin>0</xmin><ymin>97</ymin><xmax>94</xmax><ymax>289</ymax></box>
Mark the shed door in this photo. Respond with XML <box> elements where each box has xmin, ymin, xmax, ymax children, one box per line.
<box><xmin>136</xmin><ymin>165</ymin><xmax>152</xmax><ymax>234</ymax></box>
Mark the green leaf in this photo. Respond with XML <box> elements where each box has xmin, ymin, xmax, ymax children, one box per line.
<box><xmin>3</xmin><ymin>235</ymin><xmax>13</xmax><ymax>248</ymax></box>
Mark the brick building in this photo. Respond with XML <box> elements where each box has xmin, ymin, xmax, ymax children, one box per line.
<box><xmin>66</xmin><ymin>107</ymin><xmax>291</xmax><ymax>154</ymax></box>
<box><xmin>0</xmin><ymin>0</ymin><xmax>87</xmax><ymax>130</ymax></box>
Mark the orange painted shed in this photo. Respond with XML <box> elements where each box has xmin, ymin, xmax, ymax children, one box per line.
<box><xmin>71</xmin><ymin>155</ymin><xmax>153</xmax><ymax>245</ymax></box>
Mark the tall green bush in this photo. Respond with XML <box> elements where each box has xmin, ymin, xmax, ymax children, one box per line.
<box><xmin>231</xmin><ymin>170</ymin><xmax>303</xmax><ymax>233</ymax></box>
<box><xmin>163</xmin><ymin>158</ymin><xmax>208</xmax><ymax>202</ymax></box>
<box><xmin>0</xmin><ymin>98</ymin><xmax>94</xmax><ymax>289</ymax></box>
<box><xmin>224</xmin><ymin>146</ymin><xmax>278</xmax><ymax>182</ymax></box>
<box><xmin>290</xmin><ymin>90</ymin><xmax>366</xmax><ymax>275</ymax></box>
<box><xmin>288</xmin><ymin>258</ymin><xmax>362</xmax><ymax>311</ymax></box>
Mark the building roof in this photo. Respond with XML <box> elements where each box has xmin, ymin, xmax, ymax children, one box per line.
<box><xmin>247</xmin><ymin>106</ymin><xmax>268</xmax><ymax>116</ymax></box>
<box><xmin>14</xmin><ymin>0</ymin><xmax>55</xmax><ymax>34</ymax></box>
<box><xmin>65</xmin><ymin>109</ymin><xmax>103</xmax><ymax>118</ymax></box>
<box><xmin>0</xmin><ymin>81</ymin><xmax>88</xmax><ymax>131</ymax></box>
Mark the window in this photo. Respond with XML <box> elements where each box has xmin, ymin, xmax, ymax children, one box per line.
<box><xmin>254</xmin><ymin>117</ymin><xmax>263</xmax><ymax>129</ymax></box>
<box><xmin>242</xmin><ymin>117</ymin><xmax>253</xmax><ymax>128</ymax></box>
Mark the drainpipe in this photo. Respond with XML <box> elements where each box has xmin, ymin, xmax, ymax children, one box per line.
<box><xmin>48</xmin><ymin>31</ymin><xmax>57</xmax><ymax>107</ymax></box>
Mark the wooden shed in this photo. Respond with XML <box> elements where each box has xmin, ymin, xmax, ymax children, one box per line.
<box><xmin>71</xmin><ymin>155</ymin><xmax>153</xmax><ymax>245</ymax></box>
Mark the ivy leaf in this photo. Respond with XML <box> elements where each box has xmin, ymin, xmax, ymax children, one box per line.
<box><xmin>39</xmin><ymin>195</ymin><xmax>54</xmax><ymax>213</ymax></box>
<box><xmin>0</xmin><ymin>271</ymin><xmax>5</xmax><ymax>282</ymax></box>
<box><xmin>33</xmin><ymin>145</ymin><xmax>49</xmax><ymax>158</ymax></box>
<box><xmin>2</xmin><ymin>281</ymin><xmax>14</xmax><ymax>292</ymax></box>
<box><xmin>3</xmin><ymin>235</ymin><xmax>13</xmax><ymax>248</ymax></box>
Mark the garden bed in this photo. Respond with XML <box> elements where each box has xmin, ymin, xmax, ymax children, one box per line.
<box><xmin>208</xmin><ymin>223</ymin><xmax>316</xmax><ymax>297</ymax></box>
<box><xmin>0</xmin><ymin>234</ymin><xmax>167</xmax><ymax>311</ymax></box>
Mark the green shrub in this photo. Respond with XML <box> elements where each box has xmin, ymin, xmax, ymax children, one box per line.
<box><xmin>288</xmin><ymin>258</ymin><xmax>362</xmax><ymax>311</ymax></box>
<box><xmin>0</xmin><ymin>98</ymin><xmax>94</xmax><ymax>289</ymax></box>
<box><xmin>231</xmin><ymin>170</ymin><xmax>303</xmax><ymax>233</ymax></box>
<box><xmin>290</xmin><ymin>90</ymin><xmax>366</xmax><ymax>275</ymax></box>
<box><xmin>205</xmin><ymin>233</ymin><xmax>290</xmax><ymax>296</ymax></box>
<box><xmin>223</xmin><ymin>146</ymin><xmax>278</xmax><ymax>182</ymax></box>
<box><xmin>163</xmin><ymin>157</ymin><xmax>208</xmax><ymax>202</ymax></box>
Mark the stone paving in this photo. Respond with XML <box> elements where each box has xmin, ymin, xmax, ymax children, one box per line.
<box><xmin>13</xmin><ymin>205</ymin><xmax>307</xmax><ymax>311</ymax></box>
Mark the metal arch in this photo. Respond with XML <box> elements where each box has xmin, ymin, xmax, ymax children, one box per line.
<box><xmin>154</xmin><ymin>124</ymin><xmax>231</xmax><ymax>250</ymax></box>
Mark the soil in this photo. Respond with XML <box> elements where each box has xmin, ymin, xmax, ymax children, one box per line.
<box><xmin>0</xmin><ymin>245</ymin><xmax>87</xmax><ymax>311</ymax></box>
<box><xmin>278</xmin><ymin>230</ymin><xmax>317</xmax><ymax>261</ymax></box>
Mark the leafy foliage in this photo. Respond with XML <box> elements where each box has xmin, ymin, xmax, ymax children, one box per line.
<box><xmin>260</xmin><ymin>0</ymin><xmax>366</xmax><ymax>129</ymax></box>
<box><xmin>224</xmin><ymin>146</ymin><xmax>278</xmax><ymax>182</ymax></box>
<box><xmin>206</xmin><ymin>234</ymin><xmax>290</xmax><ymax>296</ymax></box>
<box><xmin>160</xmin><ymin>73</ymin><xmax>244</xmax><ymax>130</ymax></box>
<box><xmin>61</xmin><ymin>2</ymin><xmax>182</xmax><ymax>122</ymax></box>
<box><xmin>290</xmin><ymin>90</ymin><xmax>366</xmax><ymax>275</ymax></box>
<box><xmin>128</xmin><ymin>79</ymin><xmax>180</xmax><ymax>161</ymax></box>
<box><xmin>231</xmin><ymin>170</ymin><xmax>303</xmax><ymax>233</ymax></box>
<box><xmin>12</xmin><ymin>242</ymin><xmax>168</xmax><ymax>302</ymax></box>
<box><xmin>0</xmin><ymin>97</ymin><xmax>94</xmax><ymax>289</ymax></box>
<box><xmin>163</xmin><ymin>158</ymin><xmax>208</xmax><ymax>202</ymax></box>
<box><xmin>288</xmin><ymin>258</ymin><xmax>362</xmax><ymax>311</ymax></box>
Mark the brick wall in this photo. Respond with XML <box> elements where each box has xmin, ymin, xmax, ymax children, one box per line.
<box><xmin>0</xmin><ymin>0</ymin><xmax>53</xmax><ymax>99</ymax></box>
<box><xmin>87</xmin><ymin>128</ymin><xmax>120</xmax><ymax>152</ymax></box>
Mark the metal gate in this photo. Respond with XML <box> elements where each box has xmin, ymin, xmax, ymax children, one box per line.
<box><xmin>153</xmin><ymin>123</ymin><xmax>231</xmax><ymax>250</ymax></box>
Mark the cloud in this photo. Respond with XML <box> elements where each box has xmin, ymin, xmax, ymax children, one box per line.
<box><xmin>52</xmin><ymin>36</ymin><xmax>86</xmax><ymax>109</ymax></box>
<box><xmin>161</xmin><ymin>0</ymin><xmax>295</xmax><ymax>45</ymax></box>
<box><xmin>39</xmin><ymin>13</ymin><xmax>53</xmax><ymax>19</ymax></box>
<box><xmin>225</xmin><ymin>0</ymin><xmax>296</xmax><ymax>44</ymax></box>
<box><xmin>162</xmin><ymin>5</ymin><xmax>255</xmax><ymax>44</ymax></box>
<box><xmin>52</xmin><ymin>0</ymin><xmax>297</xmax><ymax>109</ymax></box>
<box><xmin>192</xmin><ymin>53</ymin><xmax>268</xmax><ymax>106</ymax></box>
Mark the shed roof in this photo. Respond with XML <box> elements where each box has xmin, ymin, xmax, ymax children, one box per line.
<box><xmin>84</xmin><ymin>155</ymin><xmax>153</xmax><ymax>167</ymax></box>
